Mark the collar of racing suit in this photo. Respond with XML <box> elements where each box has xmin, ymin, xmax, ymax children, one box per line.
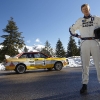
<box><xmin>83</xmin><ymin>14</ymin><xmax>92</xmax><ymax>19</ymax></box>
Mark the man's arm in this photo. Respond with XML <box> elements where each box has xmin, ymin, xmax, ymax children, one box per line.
<box><xmin>97</xmin><ymin>16</ymin><xmax>100</xmax><ymax>27</ymax></box>
<box><xmin>69</xmin><ymin>19</ymin><xmax>81</xmax><ymax>38</ymax></box>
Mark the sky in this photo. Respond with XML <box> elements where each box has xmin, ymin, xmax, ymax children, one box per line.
<box><xmin>0</xmin><ymin>0</ymin><xmax>100</xmax><ymax>50</ymax></box>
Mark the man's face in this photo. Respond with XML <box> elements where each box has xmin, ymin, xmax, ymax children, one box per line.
<box><xmin>81</xmin><ymin>5</ymin><xmax>90</xmax><ymax>16</ymax></box>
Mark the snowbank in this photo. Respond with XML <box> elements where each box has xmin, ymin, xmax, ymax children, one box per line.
<box><xmin>0</xmin><ymin>63</ymin><xmax>5</xmax><ymax>71</ymax></box>
<box><xmin>68</xmin><ymin>57</ymin><xmax>82</xmax><ymax>67</ymax></box>
<box><xmin>67</xmin><ymin>56</ymin><xmax>94</xmax><ymax>67</ymax></box>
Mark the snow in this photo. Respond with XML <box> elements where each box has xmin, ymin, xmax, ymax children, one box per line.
<box><xmin>0</xmin><ymin>56</ymin><xmax>95</xmax><ymax>71</ymax></box>
<box><xmin>0</xmin><ymin>45</ymin><xmax>3</xmax><ymax>49</ymax></box>
<box><xmin>67</xmin><ymin>56</ymin><xmax>94</xmax><ymax>67</ymax></box>
<box><xmin>18</xmin><ymin>45</ymin><xmax>45</xmax><ymax>53</ymax></box>
<box><xmin>0</xmin><ymin>63</ymin><xmax>5</xmax><ymax>71</ymax></box>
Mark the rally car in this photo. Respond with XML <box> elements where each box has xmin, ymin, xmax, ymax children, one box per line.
<box><xmin>4</xmin><ymin>52</ymin><xmax>69</xmax><ymax>74</ymax></box>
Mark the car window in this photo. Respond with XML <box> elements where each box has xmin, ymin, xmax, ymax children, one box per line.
<box><xmin>20</xmin><ymin>53</ymin><xmax>48</xmax><ymax>58</ymax></box>
<box><xmin>34</xmin><ymin>53</ymin><xmax>40</xmax><ymax>58</ymax></box>
<box><xmin>40</xmin><ymin>53</ymin><xmax>47</xmax><ymax>58</ymax></box>
<box><xmin>20</xmin><ymin>54</ymin><xmax>28</xmax><ymax>58</ymax></box>
<box><xmin>19</xmin><ymin>53</ymin><xmax>33</xmax><ymax>58</ymax></box>
<box><xmin>27</xmin><ymin>53</ymin><xmax>33</xmax><ymax>58</ymax></box>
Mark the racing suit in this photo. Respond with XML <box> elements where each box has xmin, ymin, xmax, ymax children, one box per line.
<box><xmin>69</xmin><ymin>15</ymin><xmax>100</xmax><ymax>84</ymax></box>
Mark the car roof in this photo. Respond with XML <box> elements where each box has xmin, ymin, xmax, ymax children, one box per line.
<box><xmin>16</xmin><ymin>52</ymin><xmax>49</xmax><ymax>57</ymax></box>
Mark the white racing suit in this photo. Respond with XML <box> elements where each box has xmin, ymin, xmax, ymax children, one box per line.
<box><xmin>69</xmin><ymin>15</ymin><xmax>100</xmax><ymax>84</ymax></box>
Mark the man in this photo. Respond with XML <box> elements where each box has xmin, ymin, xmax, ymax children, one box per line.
<box><xmin>69</xmin><ymin>4</ymin><xmax>100</xmax><ymax>94</ymax></box>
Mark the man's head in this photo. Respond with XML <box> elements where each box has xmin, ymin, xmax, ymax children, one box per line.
<box><xmin>81</xmin><ymin>4</ymin><xmax>90</xmax><ymax>17</ymax></box>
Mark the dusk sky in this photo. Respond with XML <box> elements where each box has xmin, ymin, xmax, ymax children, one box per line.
<box><xmin>0</xmin><ymin>0</ymin><xmax>100</xmax><ymax>50</ymax></box>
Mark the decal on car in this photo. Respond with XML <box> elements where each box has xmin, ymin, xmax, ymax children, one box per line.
<box><xmin>42</xmin><ymin>60</ymin><xmax>46</xmax><ymax>66</ymax></box>
<box><xmin>9</xmin><ymin>62</ymin><xmax>15</xmax><ymax>67</ymax></box>
<box><xmin>29</xmin><ymin>60</ymin><xmax>35</xmax><ymax>66</ymax></box>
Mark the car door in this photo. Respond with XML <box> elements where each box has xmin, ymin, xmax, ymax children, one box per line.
<box><xmin>26</xmin><ymin>53</ymin><xmax>36</xmax><ymax>69</ymax></box>
<box><xmin>19</xmin><ymin>53</ymin><xmax>36</xmax><ymax>69</ymax></box>
<box><xmin>39</xmin><ymin>53</ymin><xmax>52</xmax><ymax>68</ymax></box>
<box><xmin>22</xmin><ymin>53</ymin><xmax>46</xmax><ymax>69</ymax></box>
<box><xmin>33</xmin><ymin>53</ymin><xmax>45</xmax><ymax>68</ymax></box>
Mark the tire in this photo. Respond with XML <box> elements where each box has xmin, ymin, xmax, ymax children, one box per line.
<box><xmin>54</xmin><ymin>62</ymin><xmax>63</xmax><ymax>71</ymax></box>
<box><xmin>15</xmin><ymin>64</ymin><xmax>26</xmax><ymax>74</ymax></box>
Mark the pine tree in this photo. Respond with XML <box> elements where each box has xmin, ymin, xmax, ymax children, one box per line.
<box><xmin>23</xmin><ymin>46</ymin><xmax>28</xmax><ymax>53</ymax></box>
<box><xmin>0</xmin><ymin>49</ymin><xmax>3</xmax><ymax>62</ymax></box>
<box><xmin>55</xmin><ymin>38</ymin><xmax>66</xmax><ymax>57</ymax></box>
<box><xmin>67</xmin><ymin>36</ymin><xmax>79</xmax><ymax>57</ymax></box>
<box><xmin>41</xmin><ymin>40</ymin><xmax>53</xmax><ymax>57</ymax></box>
<box><xmin>77</xmin><ymin>39</ymin><xmax>80</xmax><ymax>56</ymax></box>
<box><xmin>0</xmin><ymin>17</ymin><xmax>25</xmax><ymax>61</ymax></box>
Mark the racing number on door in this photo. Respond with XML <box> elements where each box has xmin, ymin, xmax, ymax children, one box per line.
<box><xmin>42</xmin><ymin>60</ymin><xmax>46</xmax><ymax>66</ymax></box>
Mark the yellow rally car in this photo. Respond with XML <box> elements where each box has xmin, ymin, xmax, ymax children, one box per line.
<box><xmin>4</xmin><ymin>52</ymin><xmax>69</xmax><ymax>74</ymax></box>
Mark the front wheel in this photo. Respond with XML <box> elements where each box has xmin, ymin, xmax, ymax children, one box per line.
<box><xmin>54</xmin><ymin>62</ymin><xmax>63</xmax><ymax>71</ymax></box>
<box><xmin>15</xmin><ymin>64</ymin><xmax>26</xmax><ymax>74</ymax></box>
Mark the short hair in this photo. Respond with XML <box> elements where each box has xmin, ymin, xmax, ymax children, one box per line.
<box><xmin>81</xmin><ymin>4</ymin><xmax>90</xmax><ymax>10</ymax></box>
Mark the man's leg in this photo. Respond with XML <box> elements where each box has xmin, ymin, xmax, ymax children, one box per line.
<box><xmin>81</xmin><ymin>41</ymin><xmax>90</xmax><ymax>84</ymax></box>
<box><xmin>80</xmin><ymin>41</ymin><xmax>90</xmax><ymax>94</ymax></box>
<box><xmin>91</xmin><ymin>40</ymin><xmax>100</xmax><ymax>83</ymax></box>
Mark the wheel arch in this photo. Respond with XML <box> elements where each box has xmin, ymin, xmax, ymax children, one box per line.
<box><xmin>54</xmin><ymin>61</ymin><xmax>63</xmax><ymax>67</ymax></box>
<box><xmin>54</xmin><ymin>61</ymin><xmax>63</xmax><ymax>71</ymax></box>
